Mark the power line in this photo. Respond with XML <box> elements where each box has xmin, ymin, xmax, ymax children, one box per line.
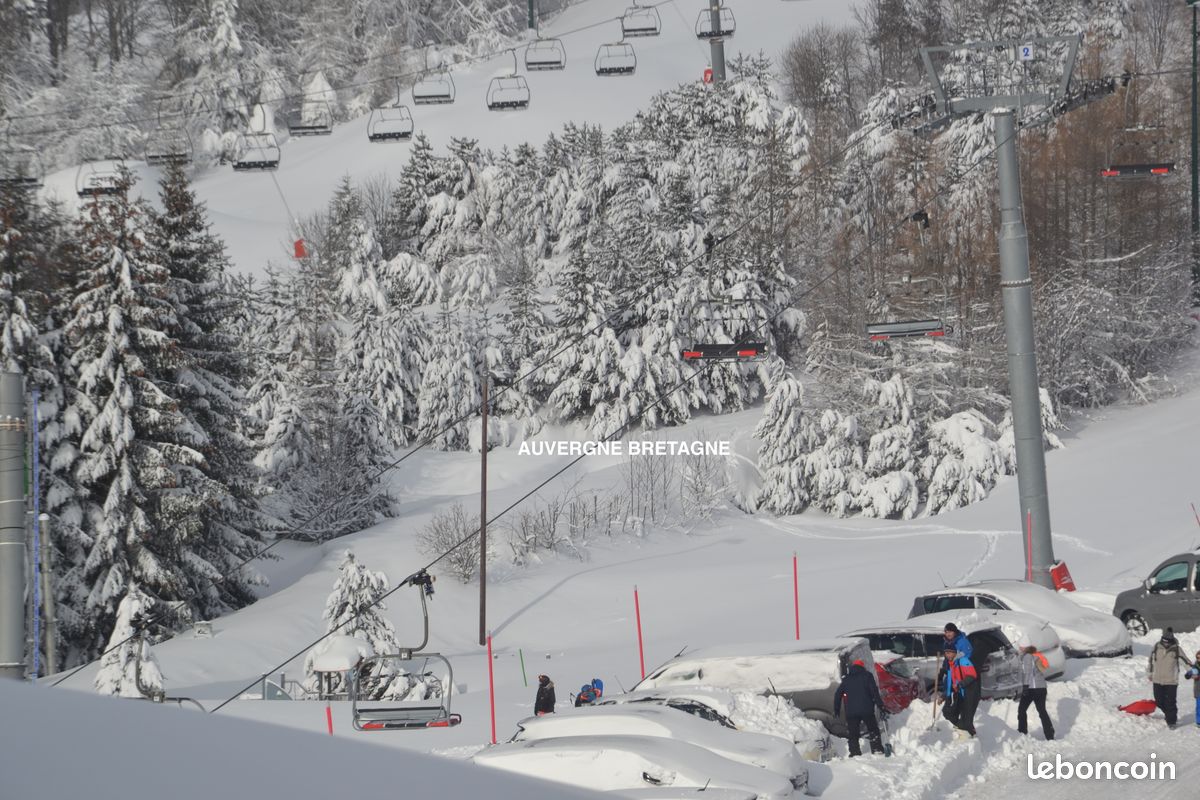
<box><xmin>208</xmin><ymin>104</ymin><xmax>1036</xmax><ymax>714</ymax></box>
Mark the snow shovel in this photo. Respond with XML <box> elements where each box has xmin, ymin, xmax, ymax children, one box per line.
<box><xmin>879</xmin><ymin>711</ymin><xmax>894</xmax><ymax>757</ymax></box>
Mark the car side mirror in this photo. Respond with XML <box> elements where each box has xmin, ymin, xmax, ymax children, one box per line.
<box><xmin>1144</xmin><ymin>579</ymin><xmax>1154</xmax><ymax>592</ymax></box>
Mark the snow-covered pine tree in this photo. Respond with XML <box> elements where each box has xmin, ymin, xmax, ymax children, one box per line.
<box><xmin>152</xmin><ymin>162</ymin><xmax>265</xmax><ymax>615</ymax></box>
<box><xmin>94</xmin><ymin>584</ymin><xmax>163</xmax><ymax>698</ymax></box>
<box><xmin>416</xmin><ymin>303</ymin><xmax>480</xmax><ymax>450</ymax></box>
<box><xmin>804</xmin><ymin>409</ymin><xmax>865</xmax><ymax>517</ymax></box>
<box><xmin>537</xmin><ymin>248</ymin><xmax>624</xmax><ymax>432</ymax></box>
<box><xmin>753</xmin><ymin>376</ymin><xmax>819</xmax><ymax>514</ymax></box>
<box><xmin>858</xmin><ymin>374</ymin><xmax>920</xmax><ymax>519</ymax></box>
<box><xmin>383</xmin><ymin>133</ymin><xmax>442</xmax><ymax>257</ymax></box>
<box><xmin>303</xmin><ymin>550</ymin><xmax>405</xmax><ymax>699</ymax></box>
<box><xmin>921</xmin><ymin>409</ymin><xmax>1006</xmax><ymax>516</ymax></box>
<box><xmin>67</xmin><ymin>173</ymin><xmax>197</xmax><ymax>655</ymax></box>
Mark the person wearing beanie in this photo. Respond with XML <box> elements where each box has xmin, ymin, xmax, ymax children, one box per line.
<box><xmin>1184</xmin><ymin>651</ymin><xmax>1200</xmax><ymax>727</ymax></box>
<box><xmin>833</xmin><ymin>659</ymin><xmax>886</xmax><ymax>757</ymax></box>
<box><xmin>1148</xmin><ymin>628</ymin><xmax>1195</xmax><ymax>728</ymax></box>
<box><xmin>534</xmin><ymin>674</ymin><xmax>556</xmax><ymax>716</ymax></box>
<box><xmin>942</xmin><ymin>623</ymin><xmax>973</xmax><ymax>661</ymax></box>
<box><xmin>1017</xmin><ymin>642</ymin><xmax>1054</xmax><ymax>740</ymax></box>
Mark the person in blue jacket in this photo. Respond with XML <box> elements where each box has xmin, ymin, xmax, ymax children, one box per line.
<box><xmin>942</xmin><ymin>623</ymin><xmax>973</xmax><ymax>660</ymax></box>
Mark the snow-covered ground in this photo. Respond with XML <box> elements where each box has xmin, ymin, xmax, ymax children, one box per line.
<box><xmin>26</xmin><ymin>333</ymin><xmax>1200</xmax><ymax>799</ymax></box>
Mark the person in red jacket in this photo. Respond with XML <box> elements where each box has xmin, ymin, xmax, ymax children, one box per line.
<box><xmin>940</xmin><ymin>645</ymin><xmax>981</xmax><ymax>738</ymax></box>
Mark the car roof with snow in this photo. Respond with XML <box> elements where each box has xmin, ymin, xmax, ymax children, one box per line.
<box><xmin>665</xmin><ymin>638</ymin><xmax>867</xmax><ymax>659</ymax></box>
<box><xmin>611</xmin><ymin>790</ymin><xmax>757</xmax><ymax>800</ymax></box>
<box><xmin>597</xmin><ymin>686</ymin><xmax>739</xmax><ymax>713</ymax></box>
<box><xmin>845</xmin><ymin>614</ymin><xmax>1005</xmax><ymax>636</ymax></box>
<box><xmin>474</xmin><ymin>734</ymin><xmax>795</xmax><ymax>798</ymax></box>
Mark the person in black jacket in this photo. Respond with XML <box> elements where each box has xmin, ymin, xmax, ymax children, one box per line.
<box><xmin>534</xmin><ymin>674</ymin><xmax>555</xmax><ymax>716</ymax></box>
<box><xmin>833</xmin><ymin>659</ymin><xmax>886</xmax><ymax>757</ymax></box>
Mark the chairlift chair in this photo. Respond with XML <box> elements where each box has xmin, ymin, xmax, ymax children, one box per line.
<box><xmin>231</xmin><ymin>132</ymin><xmax>281</xmax><ymax>171</ymax></box>
<box><xmin>621</xmin><ymin>2</ymin><xmax>662</xmax><ymax>37</ymax></box>
<box><xmin>681</xmin><ymin>236</ymin><xmax>770</xmax><ymax>362</ymax></box>
<box><xmin>367</xmin><ymin>104</ymin><xmax>415</xmax><ymax>142</ymax></box>
<box><xmin>865</xmin><ymin>319</ymin><xmax>950</xmax><ymax>341</ymax></box>
<box><xmin>487</xmin><ymin>50</ymin><xmax>531</xmax><ymax>111</ymax></box>
<box><xmin>0</xmin><ymin>145</ymin><xmax>44</xmax><ymax>191</ymax></box>
<box><xmin>413</xmin><ymin>45</ymin><xmax>456</xmax><ymax>105</ymax></box>
<box><xmin>1100</xmin><ymin>125</ymin><xmax>1175</xmax><ymax>180</ymax></box>
<box><xmin>525</xmin><ymin>37</ymin><xmax>567</xmax><ymax>71</ymax></box>
<box><xmin>348</xmin><ymin>570</ymin><xmax>463</xmax><ymax>732</ymax></box>
<box><xmin>144</xmin><ymin>99</ymin><xmax>193</xmax><ymax>165</ymax></box>
<box><xmin>286</xmin><ymin>100</ymin><xmax>334</xmax><ymax>137</ymax></box>
<box><xmin>695</xmin><ymin>5</ymin><xmax>736</xmax><ymax>39</ymax></box>
<box><xmin>75</xmin><ymin>157</ymin><xmax>127</xmax><ymax>199</ymax></box>
<box><xmin>595</xmin><ymin>42</ymin><xmax>637</xmax><ymax>77</ymax></box>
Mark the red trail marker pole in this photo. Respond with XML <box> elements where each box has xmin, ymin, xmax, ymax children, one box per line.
<box><xmin>634</xmin><ymin>586</ymin><xmax>646</xmax><ymax>680</ymax></box>
<box><xmin>793</xmin><ymin>552</ymin><xmax>800</xmax><ymax>641</ymax></box>
<box><xmin>487</xmin><ymin>631</ymin><xmax>497</xmax><ymax>745</ymax></box>
<box><xmin>325</xmin><ymin>703</ymin><xmax>333</xmax><ymax>736</ymax></box>
<box><xmin>1026</xmin><ymin>510</ymin><xmax>1034</xmax><ymax>582</ymax></box>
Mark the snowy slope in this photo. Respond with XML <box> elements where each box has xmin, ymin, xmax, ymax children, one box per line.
<box><xmin>40</xmin><ymin>336</ymin><xmax>1200</xmax><ymax>799</ymax></box>
<box><xmin>40</xmin><ymin>0</ymin><xmax>856</xmax><ymax>276</ymax></box>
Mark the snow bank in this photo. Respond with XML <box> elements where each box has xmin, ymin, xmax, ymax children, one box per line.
<box><xmin>0</xmin><ymin>681</ymin><xmax>602</xmax><ymax>800</ymax></box>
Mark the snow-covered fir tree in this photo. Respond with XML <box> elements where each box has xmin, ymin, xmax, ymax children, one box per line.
<box><xmin>94</xmin><ymin>584</ymin><xmax>163</xmax><ymax>698</ymax></box>
<box><xmin>416</xmin><ymin>303</ymin><xmax>480</xmax><ymax>450</ymax></box>
<box><xmin>303</xmin><ymin>550</ymin><xmax>404</xmax><ymax>699</ymax></box>
<box><xmin>754</xmin><ymin>376</ymin><xmax>819</xmax><ymax>514</ymax></box>
<box><xmin>66</xmin><ymin>174</ymin><xmax>196</xmax><ymax>654</ymax></box>
<box><xmin>152</xmin><ymin>162</ymin><xmax>265</xmax><ymax>614</ymax></box>
<box><xmin>921</xmin><ymin>410</ymin><xmax>1006</xmax><ymax>516</ymax></box>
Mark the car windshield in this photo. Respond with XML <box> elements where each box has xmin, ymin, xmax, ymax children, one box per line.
<box><xmin>884</xmin><ymin>658</ymin><xmax>916</xmax><ymax>679</ymax></box>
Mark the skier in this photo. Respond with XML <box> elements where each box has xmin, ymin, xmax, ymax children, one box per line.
<box><xmin>534</xmin><ymin>674</ymin><xmax>556</xmax><ymax>716</ymax></box>
<box><xmin>1016</xmin><ymin>642</ymin><xmax>1055</xmax><ymax>740</ymax></box>
<box><xmin>1149</xmin><ymin>629</ymin><xmax>1195</xmax><ymax>728</ymax></box>
<box><xmin>939</xmin><ymin>644</ymin><xmax>981</xmax><ymax>738</ymax></box>
<box><xmin>1184</xmin><ymin>651</ymin><xmax>1200</xmax><ymax>727</ymax></box>
<box><xmin>832</xmin><ymin>659</ymin><xmax>886</xmax><ymax>757</ymax></box>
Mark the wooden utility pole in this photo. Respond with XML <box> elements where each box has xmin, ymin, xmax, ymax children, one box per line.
<box><xmin>479</xmin><ymin>375</ymin><xmax>488</xmax><ymax>647</ymax></box>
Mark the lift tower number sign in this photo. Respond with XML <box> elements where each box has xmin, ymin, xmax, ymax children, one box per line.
<box><xmin>1018</xmin><ymin>44</ymin><xmax>1035</xmax><ymax>61</ymax></box>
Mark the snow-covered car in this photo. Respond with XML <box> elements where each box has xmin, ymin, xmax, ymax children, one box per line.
<box><xmin>1113</xmin><ymin>551</ymin><xmax>1200</xmax><ymax>636</ymax></box>
<box><xmin>610</xmin><ymin>790</ymin><xmax>756</xmax><ymax>800</ymax></box>
<box><xmin>844</xmin><ymin>616</ymin><xmax>1025</xmax><ymax>699</ymax></box>
<box><xmin>473</xmin><ymin>735</ymin><xmax>799</xmax><ymax>799</ymax></box>
<box><xmin>595</xmin><ymin>686</ymin><xmax>831</xmax><ymax>762</ymax></box>
<box><xmin>510</xmin><ymin>704</ymin><xmax>809</xmax><ymax>793</ymax></box>
<box><xmin>907</xmin><ymin>580</ymin><xmax>1131</xmax><ymax>658</ymax></box>
<box><xmin>874</xmin><ymin>657</ymin><xmax>921</xmax><ymax>712</ymax></box>
<box><xmin>633</xmin><ymin>638</ymin><xmax>875</xmax><ymax>737</ymax></box>
<box><xmin>920</xmin><ymin>608</ymin><xmax>1067</xmax><ymax>680</ymax></box>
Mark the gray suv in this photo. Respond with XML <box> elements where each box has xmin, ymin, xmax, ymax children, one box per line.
<box><xmin>1113</xmin><ymin>552</ymin><xmax>1200</xmax><ymax>636</ymax></box>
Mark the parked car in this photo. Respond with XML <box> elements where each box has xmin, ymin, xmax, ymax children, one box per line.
<box><xmin>611</xmin><ymin>790</ymin><xmax>757</xmax><ymax>800</ymax></box>
<box><xmin>924</xmin><ymin>608</ymin><xmax>1067</xmax><ymax>680</ymax></box>
<box><xmin>907</xmin><ymin>580</ymin><xmax>1131</xmax><ymax>657</ymax></box>
<box><xmin>1113</xmin><ymin>551</ymin><xmax>1200</xmax><ymax>636</ymax></box>
<box><xmin>874</xmin><ymin>657</ymin><xmax>921</xmax><ymax>712</ymax></box>
<box><xmin>843</xmin><ymin>616</ymin><xmax>1024</xmax><ymax>699</ymax></box>
<box><xmin>510</xmin><ymin>704</ymin><xmax>809</xmax><ymax>793</ymax></box>
<box><xmin>595</xmin><ymin>686</ymin><xmax>831</xmax><ymax>762</ymax></box>
<box><xmin>473</xmin><ymin>735</ymin><xmax>799</xmax><ymax>799</ymax></box>
<box><xmin>633</xmin><ymin>638</ymin><xmax>876</xmax><ymax>737</ymax></box>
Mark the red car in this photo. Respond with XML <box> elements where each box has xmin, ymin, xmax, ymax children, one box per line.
<box><xmin>875</xmin><ymin>658</ymin><xmax>920</xmax><ymax>714</ymax></box>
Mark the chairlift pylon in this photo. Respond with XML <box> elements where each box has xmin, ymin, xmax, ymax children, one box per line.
<box><xmin>350</xmin><ymin>571</ymin><xmax>463</xmax><ymax>732</ymax></box>
<box><xmin>525</xmin><ymin>36</ymin><xmax>566</xmax><ymax>71</ymax></box>
<box><xmin>413</xmin><ymin>45</ymin><xmax>457</xmax><ymax>105</ymax></box>
<box><xmin>487</xmin><ymin>50</ymin><xmax>531</xmax><ymax>111</ymax></box>
<box><xmin>1100</xmin><ymin>124</ymin><xmax>1176</xmax><ymax>180</ymax></box>
<box><xmin>621</xmin><ymin>1</ymin><xmax>662</xmax><ymax>37</ymax></box>
<box><xmin>368</xmin><ymin>83</ymin><xmax>415</xmax><ymax>142</ymax></box>
<box><xmin>595</xmin><ymin>41</ymin><xmax>637</xmax><ymax>77</ymax></box>
<box><xmin>695</xmin><ymin>4</ymin><xmax>735</xmax><ymax>39</ymax></box>
<box><xmin>0</xmin><ymin>122</ymin><xmax>44</xmax><ymax>191</ymax></box>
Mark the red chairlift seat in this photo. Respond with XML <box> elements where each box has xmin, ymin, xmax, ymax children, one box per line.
<box><xmin>866</xmin><ymin>319</ymin><xmax>949</xmax><ymax>341</ymax></box>
<box><xmin>1099</xmin><ymin>162</ymin><xmax>1175</xmax><ymax>179</ymax></box>
<box><xmin>681</xmin><ymin>342</ymin><xmax>767</xmax><ymax>361</ymax></box>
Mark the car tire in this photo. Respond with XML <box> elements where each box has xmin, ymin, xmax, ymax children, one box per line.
<box><xmin>1122</xmin><ymin>611</ymin><xmax>1149</xmax><ymax>638</ymax></box>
